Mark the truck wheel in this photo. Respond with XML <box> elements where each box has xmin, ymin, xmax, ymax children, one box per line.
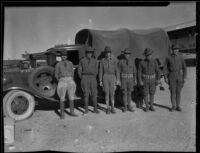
<box><xmin>3</xmin><ymin>90</ymin><xmax>35</xmax><ymax>121</ymax></box>
<box><xmin>28</xmin><ymin>66</ymin><xmax>57</xmax><ymax>97</ymax></box>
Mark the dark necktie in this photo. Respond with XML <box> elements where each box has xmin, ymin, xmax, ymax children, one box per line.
<box><xmin>147</xmin><ymin>60</ymin><xmax>150</xmax><ymax>74</ymax></box>
<box><xmin>126</xmin><ymin>59</ymin><xmax>128</xmax><ymax>65</ymax></box>
<box><xmin>64</xmin><ymin>61</ymin><xmax>67</xmax><ymax>68</ymax></box>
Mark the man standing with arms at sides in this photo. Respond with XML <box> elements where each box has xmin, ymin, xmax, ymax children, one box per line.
<box><xmin>99</xmin><ymin>46</ymin><xmax>120</xmax><ymax>114</ymax></box>
<box><xmin>163</xmin><ymin>45</ymin><xmax>187</xmax><ymax>112</ymax></box>
<box><xmin>55</xmin><ymin>53</ymin><xmax>78</xmax><ymax>119</ymax></box>
<box><xmin>78</xmin><ymin>46</ymin><xmax>100</xmax><ymax>115</ymax></box>
<box><xmin>138</xmin><ymin>48</ymin><xmax>161</xmax><ymax>112</ymax></box>
<box><xmin>118</xmin><ymin>48</ymin><xmax>136</xmax><ymax>112</ymax></box>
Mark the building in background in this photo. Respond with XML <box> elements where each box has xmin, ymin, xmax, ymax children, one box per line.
<box><xmin>165</xmin><ymin>20</ymin><xmax>196</xmax><ymax>66</ymax></box>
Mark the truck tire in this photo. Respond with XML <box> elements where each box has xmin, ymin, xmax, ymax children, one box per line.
<box><xmin>3</xmin><ymin>90</ymin><xmax>35</xmax><ymax>121</ymax></box>
<box><xmin>28</xmin><ymin>66</ymin><xmax>57</xmax><ymax>97</ymax></box>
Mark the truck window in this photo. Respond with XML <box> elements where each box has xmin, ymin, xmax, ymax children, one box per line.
<box><xmin>67</xmin><ymin>50</ymin><xmax>79</xmax><ymax>65</ymax></box>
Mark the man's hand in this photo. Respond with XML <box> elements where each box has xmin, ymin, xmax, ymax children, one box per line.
<box><xmin>164</xmin><ymin>77</ymin><xmax>169</xmax><ymax>84</ymax></box>
<box><xmin>183</xmin><ymin>78</ymin><xmax>186</xmax><ymax>84</ymax></box>
<box><xmin>139</xmin><ymin>81</ymin><xmax>144</xmax><ymax>86</ymax></box>
<box><xmin>99</xmin><ymin>81</ymin><xmax>103</xmax><ymax>87</ymax></box>
<box><xmin>116</xmin><ymin>80</ymin><xmax>121</xmax><ymax>86</ymax></box>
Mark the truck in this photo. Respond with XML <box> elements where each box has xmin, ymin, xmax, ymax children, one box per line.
<box><xmin>3</xmin><ymin>28</ymin><xmax>171</xmax><ymax>121</ymax></box>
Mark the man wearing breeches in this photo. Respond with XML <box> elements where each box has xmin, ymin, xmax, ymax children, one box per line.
<box><xmin>118</xmin><ymin>48</ymin><xmax>136</xmax><ymax>112</ymax></box>
<box><xmin>99</xmin><ymin>46</ymin><xmax>120</xmax><ymax>114</ymax></box>
<box><xmin>55</xmin><ymin>53</ymin><xmax>78</xmax><ymax>119</ymax></box>
<box><xmin>138</xmin><ymin>48</ymin><xmax>161</xmax><ymax>112</ymax></box>
<box><xmin>78</xmin><ymin>46</ymin><xmax>100</xmax><ymax>114</ymax></box>
<box><xmin>164</xmin><ymin>45</ymin><xmax>187</xmax><ymax>112</ymax></box>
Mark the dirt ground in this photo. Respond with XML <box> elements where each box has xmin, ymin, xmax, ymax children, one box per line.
<box><xmin>4</xmin><ymin>67</ymin><xmax>196</xmax><ymax>152</ymax></box>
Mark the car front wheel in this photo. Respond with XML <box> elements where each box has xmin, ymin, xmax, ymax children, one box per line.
<box><xmin>3</xmin><ymin>90</ymin><xmax>35</xmax><ymax>120</ymax></box>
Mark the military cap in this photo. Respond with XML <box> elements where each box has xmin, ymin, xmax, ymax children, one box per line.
<box><xmin>122</xmin><ymin>48</ymin><xmax>131</xmax><ymax>54</ymax></box>
<box><xmin>85</xmin><ymin>46</ymin><xmax>95</xmax><ymax>53</ymax></box>
<box><xmin>143</xmin><ymin>48</ymin><xmax>153</xmax><ymax>56</ymax></box>
<box><xmin>57</xmin><ymin>51</ymin><xmax>68</xmax><ymax>56</ymax></box>
<box><xmin>104</xmin><ymin>46</ymin><xmax>112</xmax><ymax>53</ymax></box>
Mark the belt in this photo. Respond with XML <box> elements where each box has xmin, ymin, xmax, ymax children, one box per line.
<box><xmin>121</xmin><ymin>73</ymin><xmax>133</xmax><ymax>78</ymax></box>
<box><xmin>59</xmin><ymin>75</ymin><xmax>73</xmax><ymax>79</ymax></box>
<box><xmin>169</xmin><ymin>69</ymin><xmax>182</xmax><ymax>73</ymax></box>
<box><xmin>142</xmin><ymin>74</ymin><xmax>156</xmax><ymax>79</ymax></box>
<box><xmin>82</xmin><ymin>73</ymin><xmax>96</xmax><ymax>76</ymax></box>
<box><xmin>59</xmin><ymin>76</ymin><xmax>73</xmax><ymax>81</ymax></box>
<box><xmin>104</xmin><ymin>72</ymin><xmax>115</xmax><ymax>75</ymax></box>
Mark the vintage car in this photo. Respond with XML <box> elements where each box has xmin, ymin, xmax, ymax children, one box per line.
<box><xmin>3</xmin><ymin>44</ymin><xmax>86</xmax><ymax>121</ymax></box>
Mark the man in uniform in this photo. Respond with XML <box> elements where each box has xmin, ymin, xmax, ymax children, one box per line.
<box><xmin>138</xmin><ymin>48</ymin><xmax>161</xmax><ymax>112</ymax></box>
<box><xmin>99</xmin><ymin>46</ymin><xmax>120</xmax><ymax>114</ymax></box>
<box><xmin>78</xmin><ymin>46</ymin><xmax>100</xmax><ymax>114</ymax></box>
<box><xmin>55</xmin><ymin>53</ymin><xmax>78</xmax><ymax>119</ymax></box>
<box><xmin>163</xmin><ymin>45</ymin><xmax>187</xmax><ymax>112</ymax></box>
<box><xmin>118</xmin><ymin>48</ymin><xmax>136</xmax><ymax>112</ymax></box>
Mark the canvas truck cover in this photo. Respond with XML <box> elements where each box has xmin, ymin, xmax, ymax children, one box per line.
<box><xmin>75</xmin><ymin>28</ymin><xmax>171</xmax><ymax>65</ymax></box>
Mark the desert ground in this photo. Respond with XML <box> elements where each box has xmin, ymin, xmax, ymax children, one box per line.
<box><xmin>4</xmin><ymin>67</ymin><xmax>196</xmax><ymax>152</ymax></box>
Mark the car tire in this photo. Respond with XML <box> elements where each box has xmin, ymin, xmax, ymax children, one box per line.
<box><xmin>28</xmin><ymin>66</ymin><xmax>57</xmax><ymax>97</ymax></box>
<box><xmin>3</xmin><ymin>90</ymin><xmax>35</xmax><ymax>120</ymax></box>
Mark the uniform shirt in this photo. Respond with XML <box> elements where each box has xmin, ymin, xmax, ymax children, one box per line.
<box><xmin>54</xmin><ymin>60</ymin><xmax>74</xmax><ymax>80</ymax></box>
<box><xmin>99</xmin><ymin>57</ymin><xmax>119</xmax><ymax>82</ymax></box>
<box><xmin>164</xmin><ymin>54</ymin><xmax>187</xmax><ymax>79</ymax></box>
<box><xmin>78</xmin><ymin>57</ymin><xmax>98</xmax><ymax>78</ymax></box>
<box><xmin>138</xmin><ymin>58</ymin><xmax>160</xmax><ymax>82</ymax></box>
<box><xmin>118</xmin><ymin>57</ymin><xmax>136</xmax><ymax>75</ymax></box>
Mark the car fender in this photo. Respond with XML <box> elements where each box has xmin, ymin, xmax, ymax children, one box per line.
<box><xmin>3</xmin><ymin>86</ymin><xmax>59</xmax><ymax>102</ymax></box>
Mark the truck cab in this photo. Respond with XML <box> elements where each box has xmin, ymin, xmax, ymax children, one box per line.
<box><xmin>3</xmin><ymin>44</ymin><xmax>86</xmax><ymax>121</ymax></box>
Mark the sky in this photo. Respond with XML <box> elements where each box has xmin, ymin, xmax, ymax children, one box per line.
<box><xmin>4</xmin><ymin>2</ymin><xmax>196</xmax><ymax>60</ymax></box>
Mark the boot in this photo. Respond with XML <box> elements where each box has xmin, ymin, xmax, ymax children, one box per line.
<box><xmin>176</xmin><ymin>90</ymin><xmax>182</xmax><ymax>112</ymax></box>
<box><xmin>169</xmin><ymin>106</ymin><xmax>176</xmax><ymax>112</ymax></box>
<box><xmin>84</xmin><ymin>108</ymin><xmax>89</xmax><ymax>114</ymax></box>
<box><xmin>111</xmin><ymin>107</ymin><xmax>116</xmax><ymax>114</ymax></box>
<box><xmin>144</xmin><ymin>95</ymin><xmax>149</xmax><ymax>112</ymax></box>
<box><xmin>170</xmin><ymin>90</ymin><xmax>176</xmax><ymax>112</ymax></box>
<box><xmin>60</xmin><ymin>100</ymin><xmax>65</xmax><ymax>119</ymax></box>
<box><xmin>106</xmin><ymin>106</ymin><xmax>111</xmax><ymax>114</ymax></box>
<box><xmin>149</xmin><ymin>105</ymin><xmax>155</xmax><ymax>111</ymax></box>
<box><xmin>122</xmin><ymin>93</ymin><xmax>127</xmax><ymax>112</ymax></box>
<box><xmin>144</xmin><ymin>105</ymin><xmax>149</xmax><ymax>112</ymax></box>
<box><xmin>127</xmin><ymin>95</ymin><xmax>134</xmax><ymax>112</ymax></box>
<box><xmin>94</xmin><ymin>109</ymin><xmax>100</xmax><ymax>114</ymax></box>
<box><xmin>176</xmin><ymin>106</ymin><xmax>182</xmax><ymax>112</ymax></box>
<box><xmin>111</xmin><ymin>100</ymin><xmax>116</xmax><ymax>114</ymax></box>
<box><xmin>127</xmin><ymin>104</ymin><xmax>135</xmax><ymax>112</ymax></box>
<box><xmin>93</xmin><ymin>96</ymin><xmax>100</xmax><ymax>114</ymax></box>
<box><xmin>84</xmin><ymin>96</ymin><xmax>89</xmax><ymax>114</ymax></box>
<box><xmin>69</xmin><ymin>100</ymin><xmax>78</xmax><ymax>117</ymax></box>
<box><xmin>149</xmin><ymin>94</ymin><xmax>155</xmax><ymax>111</ymax></box>
<box><xmin>122</xmin><ymin>105</ymin><xmax>127</xmax><ymax>112</ymax></box>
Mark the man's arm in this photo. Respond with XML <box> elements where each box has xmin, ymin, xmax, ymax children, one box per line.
<box><xmin>138</xmin><ymin>61</ymin><xmax>143</xmax><ymax>85</ymax></box>
<box><xmin>95</xmin><ymin>59</ymin><xmax>99</xmax><ymax>75</ymax></box>
<box><xmin>77</xmin><ymin>60</ymin><xmax>82</xmax><ymax>79</ymax></box>
<box><xmin>133</xmin><ymin>61</ymin><xmax>137</xmax><ymax>85</ymax></box>
<box><xmin>163</xmin><ymin>57</ymin><xmax>169</xmax><ymax>84</ymax></box>
<box><xmin>115</xmin><ymin>60</ymin><xmax>120</xmax><ymax>84</ymax></box>
<box><xmin>54</xmin><ymin>63</ymin><xmax>60</xmax><ymax>81</ymax></box>
<box><xmin>182</xmin><ymin>57</ymin><xmax>187</xmax><ymax>81</ymax></box>
<box><xmin>155</xmin><ymin>59</ymin><xmax>161</xmax><ymax>85</ymax></box>
<box><xmin>70</xmin><ymin>62</ymin><xmax>75</xmax><ymax>78</ymax></box>
<box><xmin>99</xmin><ymin>60</ymin><xmax>103</xmax><ymax>84</ymax></box>
<box><xmin>155</xmin><ymin>59</ymin><xmax>161</xmax><ymax>81</ymax></box>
